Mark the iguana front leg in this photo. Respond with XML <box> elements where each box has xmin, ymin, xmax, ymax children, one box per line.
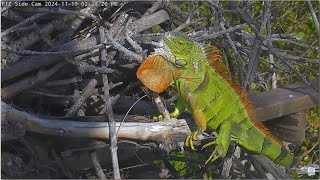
<box><xmin>184</xmin><ymin>91</ymin><xmax>207</xmax><ymax>150</ymax></box>
<box><xmin>202</xmin><ymin>120</ymin><xmax>231</xmax><ymax>164</ymax></box>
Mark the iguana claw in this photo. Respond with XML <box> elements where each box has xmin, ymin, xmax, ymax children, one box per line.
<box><xmin>152</xmin><ymin>114</ymin><xmax>164</xmax><ymax>121</ymax></box>
<box><xmin>201</xmin><ymin>132</ymin><xmax>219</xmax><ymax>149</ymax></box>
<box><xmin>202</xmin><ymin>132</ymin><xmax>226</xmax><ymax>165</ymax></box>
<box><xmin>153</xmin><ymin>111</ymin><xmax>179</xmax><ymax>122</ymax></box>
<box><xmin>205</xmin><ymin>143</ymin><xmax>225</xmax><ymax>164</ymax></box>
<box><xmin>185</xmin><ymin>131</ymin><xmax>199</xmax><ymax>150</ymax></box>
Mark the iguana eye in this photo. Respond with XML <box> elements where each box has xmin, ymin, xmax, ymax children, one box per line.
<box><xmin>174</xmin><ymin>58</ymin><xmax>187</xmax><ymax>67</ymax></box>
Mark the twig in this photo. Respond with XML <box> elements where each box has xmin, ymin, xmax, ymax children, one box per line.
<box><xmin>51</xmin><ymin>149</ymin><xmax>74</xmax><ymax>178</ymax></box>
<box><xmin>231</xmin><ymin>2</ymin><xmax>317</xmax><ymax>90</ymax></box>
<box><xmin>278</xmin><ymin>53</ymin><xmax>320</xmax><ymax>64</ymax></box>
<box><xmin>194</xmin><ymin>23</ymin><xmax>247</xmax><ymax>41</ymax></box>
<box><xmin>76</xmin><ymin>61</ymin><xmax>114</xmax><ymax>75</ymax></box>
<box><xmin>65</xmin><ymin>79</ymin><xmax>97</xmax><ymax>117</ymax></box>
<box><xmin>244</xmin><ymin>1</ymin><xmax>270</xmax><ymax>89</ymax></box>
<box><xmin>232</xmin><ymin>155</ymin><xmax>257</xmax><ymax>178</ymax></box>
<box><xmin>2</xmin><ymin>10</ymin><xmax>168</xmax><ymax>82</ymax></box>
<box><xmin>6</xmin><ymin>14</ymin><xmax>76</xmax><ymax>64</ymax></box>
<box><xmin>90</xmin><ymin>151</ymin><xmax>107</xmax><ymax>179</ymax></box>
<box><xmin>61</xmin><ymin>143</ymin><xmax>109</xmax><ymax>157</ymax></box>
<box><xmin>154</xmin><ymin>96</ymin><xmax>175</xmax><ymax>124</ymax></box>
<box><xmin>27</xmin><ymin>7</ymin><xmax>98</xmax><ymax>21</ymax></box>
<box><xmin>220</xmin><ymin>22</ymin><xmax>245</xmax><ymax>86</ymax></box>
<box><xmin>109</xmin><ymin>82</ymin><xmax>124</xmax><ymax>90</ymax></box>
<box><xmin>127</xmin><ymin>10</ymin><xmax>170</xmax><ymax>34</ymax></box>
<box><xmin>45</xmin><ymin>76</ymin><xmax>82</xmax><ymax>87</ymax></box>
<box><xmin>116</xmin><ymin>95</ymin><xmax>148</xmax><ymax>136</ymax></box>
<box><xmin>74</xmin><ymin>48</ymin><xmax>101</xmax><ymax>61</ymax></box>
<box><xmin>220</xmin><ymin>154</ymin><xmax>233</xmax><ymax>178</ymax></box>
<box><xmin>267</xmin><ymin>15</ymin><xmax>277</xmax><ymax>90</ymax></box>
<box><xmin>163</xmin><ymin>2</ymin><xmax>188</xmax><ymax>22</ymax></box>
<box><xmin>30</xmin><ymin>91</ymin><xmax>76</xmax><ymax>99</ymax></box>
<box><xmin>247</xmin><ymin>152</ymin><xmax>268</xmax><ymax>178</ymax></box>
<box><xmin>2</xmin><ymin>13</ymin><xmax>47</xmax><ymax>36</ymax></box>
<box><xmin>268</xmin><ymin>37</ymin><xmax>319</xmax><ymax>50</ymax></box>
<box><xmin>104</xmin><ymin>163</ymin><xmax>150</xmax><ymax>176</ymax></box>
<box><xmin>173</xmin><ymin>17</ymin><xmax>192</xmax><ymax>32</ymax></box>
<box><xmin>306</xmin><ymin>0</ymin><xmax>320</xmax><ymax>35</ymax></box>
<box><xmin>105</xmin><ymin>29</ymin><xmax>143</xmax><ymax>62</ymax></box>
<box><xmin>1</xmin><ymin>62</ymin><xmax>65</xmax><ymax>99</ymax></box>
<box><xmin>142</xmin><ymin>0</ymin><xmax>163</xmax><ymax>18</ymax></box>
<box><xmin>125</xmin><ymin>23</ymin><xmax>144</xmax><ymax>53</ymax></box>
<box><xmin>250</xmin><ymin>154</ymin><xmax>289</xmax><ymax>179</ymax></box>
<box><xmin>299</xmin><ymin>141</ymin><xmax>319</xmax><ymax>160</ymax></box>
<box><xmin>108</xmin><ymin>12</ymin><xmax>129</xmax><ymax>38</ymax></box>
<box><xmin>132</xmin><ymin>33</ymin><xmax>164</xmax><ymax>43</ymax></box>
<box><xmin>2</xmin><ymin>43</ymin><xmax>103</xmax><ymax>56</ymax></box>
<box><xmin>57</xmin><ymin>5</ymin><xmax>100</xmax><ymax>43</ymax></box>
<box><xmin>100</xmin><ymin>26</ymin><xmax>121</xmax><ymax>180</ymax></box>
<box><xmin>223</xmin><ymin>47</ymin><xmax>236</xmax><ymax>78</ymax></box>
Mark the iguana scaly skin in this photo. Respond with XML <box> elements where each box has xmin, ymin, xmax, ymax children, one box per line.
<box><xmin>136</xmin><ymin>32</ymin><xmax>298</xmax><ymax>167</ymax></box>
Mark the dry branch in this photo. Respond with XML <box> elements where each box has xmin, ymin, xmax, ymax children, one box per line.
<box><xmin>100</xmin><ymin>26</ymin><xmax>121</xmax><ymax>179</ymax></box>
<box><xmin>1</xmin><ymin>62</ymin><xmax>65</xmax><ymax>99</ymax></box>
<box><xmin>1</xmin><ymin>10</ymin><xmax>170</xmax><ymax>82</ymax></box>
<box><xmin>65</xmin><ymin>79</ymin><xmax>97</xmax><ymax>117</ymax></box>
<box><xmin>90</xmin><ymin>151</ymin><xmax>107</xmax><ymax>179</ymax></box>
<box><xmin>1</xmin><ymin>101</ymin><xmax>191</xmax><ymax>141</ymax></box>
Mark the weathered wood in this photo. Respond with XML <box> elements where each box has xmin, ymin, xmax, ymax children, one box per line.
<box><xmin>1</xmin><ymin>62</ymin><xmax>65</xmax><ymax>99</ymax></box>
<box><xmin>1</xmin><ymin>101</ymin><xmax>191</xmax><ymax>141</ymax></box>
<box><xmin>250</xmin><ymin>78</ymin><xmax>319</xmax><ymax>122</ymax></box>
<box><xmin>1</xmin><ymin>10</ymin><xmax>170</xmax><ymax>82</ymax></box>
<box><xmin>265</xmin><ymin>111</ymin><xmax>306</xmax><ymax>145</ymax></box>
<box><xmin>1</xmin><ymin>79</ymin><xmax>318</xmax><ymax>143</ymax></box>
<box><xmin>129</xmin><ymin>10</ymin><xmax>170</xmax><ymax>33</ymax></box>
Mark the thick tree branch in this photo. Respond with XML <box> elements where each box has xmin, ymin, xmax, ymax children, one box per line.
<box><xmin>1</xmin><ymin>101</ymin><xmax>191</xmax><ymax>141</ymax></box>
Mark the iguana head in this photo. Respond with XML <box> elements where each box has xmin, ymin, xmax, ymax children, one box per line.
<box><xmin>161</xmin><ymin>32</ymin><xmax>197</xmax><ymax>69</ymax></box>
<box><xmin>136</xmin><ymin>32</ymin><xmax>200</xmax><ymax>93</ymax></box>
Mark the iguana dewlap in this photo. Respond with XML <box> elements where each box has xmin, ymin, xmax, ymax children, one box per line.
<box><xmin>136</xmin><ymin>32</ymin><xmax>298</xmax><ymax>167</ymax></box>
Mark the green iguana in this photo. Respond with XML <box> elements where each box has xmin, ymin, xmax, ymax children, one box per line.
<box><xmin>136</xmin><ymin>32</ymin><xmax>299</xmax><ymax>167</ymax></box>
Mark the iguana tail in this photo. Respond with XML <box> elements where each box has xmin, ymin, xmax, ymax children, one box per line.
<box><xmin>236</xmin><ymin>119</ymin><xmax>299</xmax><ymax>167</ymax></box>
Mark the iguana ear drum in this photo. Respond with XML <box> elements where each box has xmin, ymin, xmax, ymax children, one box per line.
<box><xmin>136</xmin><ymin>54</ymin><xmax>174</xmax><ymax>93</ymax></box>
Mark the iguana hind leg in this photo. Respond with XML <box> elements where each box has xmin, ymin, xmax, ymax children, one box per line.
<box><xmin>203</xmin><ymin>121</ymin><xmax>231</xmax><ymax>164</ymax></box>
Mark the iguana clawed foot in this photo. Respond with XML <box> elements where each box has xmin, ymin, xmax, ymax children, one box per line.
<box><xmin>185</xmin><ymin>131</ymin><xmax>198</xmax><ymax>150</ymax></box>
<box><xmin>152</xmin><ymin>112</ymin><xmax>178</xmax><ymax>122</ymax></box>
<box><xmin>202</xmin><ymin>132</ymin><xmax>227</xmax><ymax>165</ymax></box>
<box><xmin>152</xmin><ymin>114</ymin><xmax>164</xmax><ymax>121</ymax></box>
